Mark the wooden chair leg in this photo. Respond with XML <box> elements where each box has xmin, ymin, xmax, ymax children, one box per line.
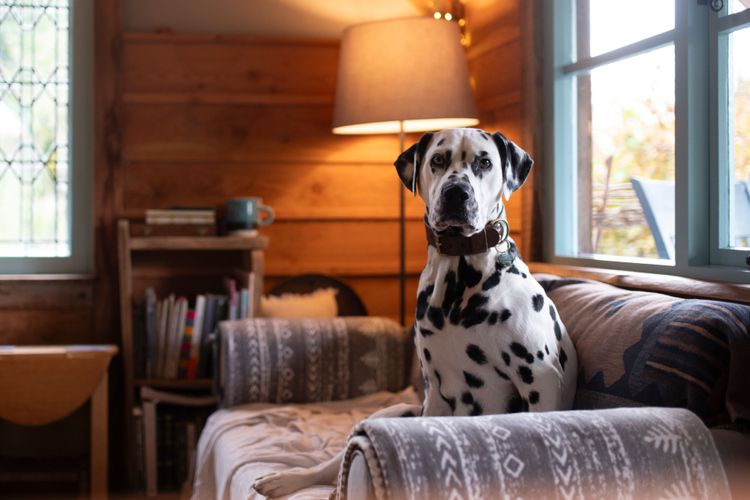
<box><xmin>90</xmin><ymin>372</ymin><xmax>108</xmax><ymax>500</ymax></box>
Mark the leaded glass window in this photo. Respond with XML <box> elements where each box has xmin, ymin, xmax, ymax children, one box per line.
<box><xmin>0</xmin><ymin>0</ymin><xmax>70</xmax><ymax>257</ymax></box>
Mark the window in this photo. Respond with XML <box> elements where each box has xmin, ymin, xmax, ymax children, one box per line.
<box><xmin>545</xmin><ymin>0</ymin><xmax>750</xmax><ymax>281</ymax></box>
<box><xmin>0</xmin><ymin>0</ymin><xmax>91</xmax><ymax>273</ymax></box>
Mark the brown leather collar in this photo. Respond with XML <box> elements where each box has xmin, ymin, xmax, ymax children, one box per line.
<box><xmin>425</xmin><ymin>221</ymin><xmax>508</xmax><ymax>256</ymax></box>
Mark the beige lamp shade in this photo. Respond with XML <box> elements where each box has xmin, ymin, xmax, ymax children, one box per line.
<box><xmin>332</xmin><ymin>17</ymin><xmax>478</xmax><ymax>134</ymax></box>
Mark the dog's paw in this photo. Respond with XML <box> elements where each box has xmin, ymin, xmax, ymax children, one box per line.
<box><xmin>253</xmin><ymin>470</ymin><xmax>307</xmax><ymax>498</ymax></box>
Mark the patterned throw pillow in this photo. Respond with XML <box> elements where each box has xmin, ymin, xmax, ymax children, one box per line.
<box><xmin>537</xmin><ymin>276</ymin><xmax>750</xmax><ymax>427</ymax></box>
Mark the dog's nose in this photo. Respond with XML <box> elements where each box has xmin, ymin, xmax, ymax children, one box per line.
<box><xmin>443</xmin><ymin>185</ymin><xmax>470</xmax><ymax>207</ymax></box>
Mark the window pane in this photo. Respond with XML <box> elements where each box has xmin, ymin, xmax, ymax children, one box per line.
<box><xmin>0</xmin><ymin>1</ymin><xmax>70</xmax><ymax>257</ymax></box>
<box><xmin>727</xmin><ymin>0</ymin><xmax>750</xmax><ymax>16</ymax></box>
<box><xmin>581</xmin><ymin>0</ymin><xmax>674</xmax><ymax>58</ymax></box>
<box><xmin>577</xmin><ymin>46</ymin><xmax>675</xmax><ymax>260</ymax></box>
<box><xmin>728</xmin><ymin>26</ymin><xmax>750</xmax><ymax>248</ymax></box>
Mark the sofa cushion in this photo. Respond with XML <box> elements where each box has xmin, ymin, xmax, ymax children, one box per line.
<box><xmin>193</xmin><ymin>389</ymin><xmax>419</xmax><ymax>500</ymax></box>
<box><xmin>219</xmin><ymin>317</ymin><xmax>412</xmax><ymax>407</ymax></box>
<box><xmin>537</xmin><ymin>276</ymin><xmax>750</xmax><ymax>427</ymax></box>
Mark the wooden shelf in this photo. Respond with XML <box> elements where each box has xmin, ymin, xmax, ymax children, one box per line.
<box><xmin>134</xmin><ymin>378</ymin><xmax>214</xmax><ymax>390</ymax></box>
<box><xmin>129</xmin><ymin>234</ymin><xmax>268</xmax><ymax>251</ymax></box>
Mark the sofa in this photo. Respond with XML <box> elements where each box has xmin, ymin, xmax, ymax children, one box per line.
<box><xmin>192</xmin><ymin>272</ymin><xmax>750</xmax><ymax>499</ymax></box>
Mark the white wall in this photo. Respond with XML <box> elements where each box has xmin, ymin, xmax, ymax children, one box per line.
<box><xmin>123</xmin><ymin>0</ymin><xmax>425</xmax><ymax>38</ymax></box>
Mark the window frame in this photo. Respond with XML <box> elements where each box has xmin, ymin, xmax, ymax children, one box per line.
<box><xmin>542</xmin><ymin>0</ymin><xmax>750</xmax><ymax>283</ymax></box>
<box><xmin>0</xmin><ymin>0</ymin><xmax>93</xmax><ymax>274</ymax></box>
<box><xmin>711</xmin><ymin>7</ymin><xmax>750</xmax><ymax>267</ymax></box>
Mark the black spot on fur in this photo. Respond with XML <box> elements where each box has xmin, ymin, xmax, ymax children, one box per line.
<box><xmin>500</xmin><ymin>309</ymin><xmax>512</xmax><ymax>322</ymax></box>
<box><xmin>420</xmin><ymin>327</ymin><xmax>434</xmax><ymax>337</ymax></box>
<box><xmin>437</xmin><ymin>138</ymin><xmax>445</xmax><ymax>146</ymax></box>
<box><xmin>549</xmin><ymin>304</ymin><xmax>557</xmax><ymax>321</ymax></box>
<box><xmin>482</xmin><ymin>269</ymin><xmax>501</xmax><ymax>291</ymax></box>
<box><xmin>488</xmin><ymin>312</ymin><xmax>499</xmax><ymax>325</ymax></box>
<box><xmin>423</xmin><ymin>348</ymin><xmax>432</xmax><ymax>362</ymax></box>
<box><xmin>494</xmin><ymin>367</ymin><xmax>509</xmax><ymax>380</ymax></box>
<box><xmin>525</xmin><ymin>354</ymin><xmax>535</xmax><ymax>364</ymax></box>
<box><xmin>506</xmin><ymin>264</ymin><xmax>521</xmax><ymax>275</ymax></box>
<box><xmin>554</xmin><ymin>320</ymin><xmax>562</xmax><ymax>341</ymax></box>
<box><xmin>529</xmin><ymin>391</ymin><xmax>540</xmax><ymax>405</ymax></box>
<box><xmin>532</xmin><ymin>294</ymin><xmax>544</xmax><ymax>312</ymax></box>
<box><xmin>537</xmin><ymin>350</ymin><xmax>544</xmax><ymax>360</ymax></box>
<box><xmin>470</xmin><ymin>403</ymin><xmax>483</xmax><ymax>416</ymax></box>
<box><xmin>521</xmin><ymin>273</ymin><xmax>527</xmax><ymax>278</ymax></box>
<box><xmin>416</xmin><ymin>285</ymin><xmax>434</xmax><ymax>320</ymax></box>
<box><xmin>458</xmin><ymin>256</ymin><xmax>482</xmax><ymax>288</ymax></box>
<box><xmin>461</xmin><ymin>391</ymin><xmax>474</xmax><ymax>405</ymax></box>
<box><xmin>545</xmin><ymin>345</ymin><xmax>550</xmax><ymax>355</ymax></box>
<box><xmin>480</xmin><ymin>132</ymin><xmax>490</xmax><ymax>141</ymax></box>
<box><xmin>427</xmin><ymin>306</ymin><xmax>445</xmax><ymax>330</ymax></box>
<box><xmin>464</xmin><ymin>371</ymin><xmax>485</xmax><ymax>388</ymax></box>
<box><xmin>559</xmin><ymin>348</ymin><xmax>568</xmax><ymax>371</ymax></box>
<box><xmin>461</xmin><ymin>293</ymin><xmax>490</xmax><ymax>328</ymax></box>
<box><xmin>506</xmin><ymin>394</ymin><xmax>529</xmax><ymax>413</ymax></box>
<box><xmin>518</xmin><ymin>365</ymin><xmax>534</xmax><ymax>384</ymax></box>
<box><xmin>466</xmin><ymin>344</ymin><xmax>488</xmax><ymax>365</ymax></box>
<box><xmin>501</xmin><ymin>351</ymin><xmax>511</xmax><ymax>366</ymax></box>
<box><xmin>510</xmin><ymin>342</ymin><xmax>529</xmax><ymax>360</ymax></box>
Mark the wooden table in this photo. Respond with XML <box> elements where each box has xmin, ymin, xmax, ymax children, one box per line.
<box><xmin>0</xmin><ymin>345</ymin><xmax>118</xmax><ymax>499</ymax></box>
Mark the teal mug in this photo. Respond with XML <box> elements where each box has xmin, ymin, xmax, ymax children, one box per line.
<box><xmin>225</xmin><ymin>198</ymin><xmax>275</xmax><ymax>232</ymax></box>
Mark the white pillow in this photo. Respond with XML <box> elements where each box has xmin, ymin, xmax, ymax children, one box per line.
<box><xmin>259</xmin><ymin>288</ymin><xmax>339</xmax><ymax>318</ymax></box>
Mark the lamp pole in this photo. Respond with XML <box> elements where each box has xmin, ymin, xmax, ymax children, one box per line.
<box><xmin>399</xmin><ymin>120</ymin><xmax>406</xmax><ymax>326</ymax></box>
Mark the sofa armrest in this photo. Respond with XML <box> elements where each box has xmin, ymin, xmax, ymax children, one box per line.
<box><xmin>336</xmin><ymin>407</ymin><xmax>731</xmax><ymax>500</ymax></box>
<box><xmin>217</xmin><ymin>317</ymin><xmax>412</xmax><ymax>407</ymax></box>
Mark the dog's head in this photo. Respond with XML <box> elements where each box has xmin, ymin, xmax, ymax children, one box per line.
<box><xmin>394</xmin><ymin>128</ymin><xmax>533</xmax><ymax>236</ymax></box>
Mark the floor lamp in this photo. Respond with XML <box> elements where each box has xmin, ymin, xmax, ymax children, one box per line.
<box><xmin>332</xmin><ymin>17</ymin><xmax>478</xmax><ymax>325</ymax></box>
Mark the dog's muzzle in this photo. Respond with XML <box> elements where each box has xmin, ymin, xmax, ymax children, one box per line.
<box><xmin>437</xmin><ymin>183</ymin><xmax>477</xmax><ymax>225</ymax></box>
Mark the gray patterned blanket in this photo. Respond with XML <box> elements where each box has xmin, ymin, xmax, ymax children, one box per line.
<box><xmin>336</xmin><ymin>407</ymin><xmax>730</xmax><ymax>500</ymax></box>
<box><xmin>218</xmin><ymin>317</ymin><xmax>411</xmax><ymax>407</ymax></box>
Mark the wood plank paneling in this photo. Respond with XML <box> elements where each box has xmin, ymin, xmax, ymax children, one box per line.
<box><xmin>0</xmin><ymin>309</ymin><xmax>93</xmax><ymax>345</ymax></box>
<box><xmin>263</xmin><ymin>220</ymin><xmax>427</xmax><ymax>277</ymax></box>
<box><xmin>121</xmin><ymin>162</ymin><xmax>420</xmax><ymax>219</ymax></box>
<box><xmin>122</xmin><ymin>103</ymin><xmax>401</xmax><ymax>163</ymax></box>
<box><xmin>122</xmin><ymin>35</ymin><xmax>339</xmax><ymax>95</ymax></box>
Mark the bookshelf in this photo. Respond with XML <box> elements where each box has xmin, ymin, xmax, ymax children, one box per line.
<box><xmin>117</xmin><ymin>219</ymin><xmax>268</xmax><ymax>491</ymax></box>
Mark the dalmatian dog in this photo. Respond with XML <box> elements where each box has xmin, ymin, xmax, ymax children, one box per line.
<box><xmin>253</xmin><ymin>128</ymin><xmax>577</xmax><ymax>497</ymax></box>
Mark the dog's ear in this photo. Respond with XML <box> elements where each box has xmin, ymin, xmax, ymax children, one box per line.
<box><xmin>492</xmin><ymin>132</ymin><xmax>533</xmax><ymax>201</ymax></box>
<box><xmin>394</xmin><ymin>132</ymin><xmax>434</xmax><ymax>194</ymax></box>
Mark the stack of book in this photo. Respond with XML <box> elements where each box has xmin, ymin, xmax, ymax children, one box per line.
<box><xmin>134</xmin><ymin>277</ymin><xmax>254</xmax><ymax>380</ymax></box>
<box><xmin>132</xmin><ymin>208</ymin><xmax>217</xmax><ymax>236</ymax></box>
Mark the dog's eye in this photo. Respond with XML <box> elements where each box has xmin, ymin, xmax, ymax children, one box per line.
<box><xmin>431</xmin><ymin>154</ymin><xmax>445</xmax><ymax>167</ymax></box>
<box><xmin>479</xmin><ymin>158</ymin><xmax>492</xmax><ymax>168</ymax></box>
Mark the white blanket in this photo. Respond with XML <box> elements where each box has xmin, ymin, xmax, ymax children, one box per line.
<box><xmin>193</xmin><ymin>389</ymin><xmax>419</xmax><ymax>500</ymax></box>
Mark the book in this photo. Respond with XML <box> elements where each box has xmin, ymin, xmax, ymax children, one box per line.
<box><xmin>239</xmin><ymin>288</ymin><xmax>249</xmax><ymax>319</ymax></box>
<box><xmin>165</xmin><ymin>298</ymin><xmax>187</xmax><ymax>379</ymax></box>
<box><xmin>145</xmin><ymin>288</ymin><xmax>158</xmax><ymax>378</ymax></box>
<box><xmin>131</xmin><ymin>222</ymin><xmax>217</xmax><ymax>237</ymax></box>
<box><xmin>146</xmin><ymin>208</ymin><xmax>216</xmax><ymax>226</ymax></box>
<box><xmin>157</xmin><ymin>295</ymin><xmax>175</xmax><ymax>378</ymax></box>
<box><xmin>225</xmin><ymin>278</ymin><xmax>238</xmax><ymax>320</ymax></box>
<box><xmin>178</xmin><ymin>309</ymin><xmax>195</xmax><ymax>378</ymax></box>
<box><xmin>187</xmin><ymin>295</ymin><xmax>206</xmax><ymax>379</ymax></box>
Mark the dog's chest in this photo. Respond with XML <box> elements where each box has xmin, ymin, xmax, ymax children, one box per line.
<box><xmin>414</xmin><ymin>251</ymin><xmax>557</xmax><ymax>414</ymax></box>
